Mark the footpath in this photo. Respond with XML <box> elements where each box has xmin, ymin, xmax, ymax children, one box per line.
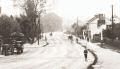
<box><xmin>77</xmin><ymin>40</ymin><xmax>98</xmax><ymax>69</ymax></box>
<box><xmin>79</xmin><ymin>39</ymin><xmax>120</xmax><ymax>69</ymax></box>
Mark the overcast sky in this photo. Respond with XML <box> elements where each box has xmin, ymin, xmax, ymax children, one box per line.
<box><xmin>53</xmin><ymin>0</ymin><xmax>120</xmax><ymax>22</ymax></box>
<box><xmin>0</xmin><ymin>0</ymin><xmax>120</xmax><ymax>24</ymax></box>
<box><xmin>0</xmin><ymin>0</ymin><xmax>20</xmax><ymax>16</ymax></box>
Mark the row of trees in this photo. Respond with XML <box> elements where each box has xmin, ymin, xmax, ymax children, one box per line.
<box><xmin>0</xmin><ymin>14</ymin><xmax>37</xmax><ymax>43</ymax></box>
<box><xmin>18</xmin><ymin>0</ymin><xmax>46</xmax><ymax>43</ymax></box>
<box><xmin>0</xmin><ymin>0</ymin><xmax>63</xmax><ymax>44</ymax></box>
<box><xmin>0</xmin><ymin>15</ymin><xmax>20</xmax><ymax>37</ymax></box>
<box><xmin>0</xmin><ymin>0</ymin><xmax>47</xmax><ymax>43</ymax></box>
<box><xmin>14</xmin><ymin>0</ymin><xmax>62</xmax><ymax>43</ymax></box>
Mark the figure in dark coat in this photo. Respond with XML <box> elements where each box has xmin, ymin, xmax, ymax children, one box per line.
<box><xmin>84</xmin><ymin>49</ymin><xmax>88</xmax><ymax>61</ymax></box>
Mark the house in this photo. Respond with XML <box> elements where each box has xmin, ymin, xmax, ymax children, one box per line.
<box><xmin>86</xmin><ymin>14</ymin><xmax>111</xmax><ymax>40</ymax></box>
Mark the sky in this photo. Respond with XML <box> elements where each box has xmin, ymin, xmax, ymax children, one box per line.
<box><xmin>0</xmin><ymin>0</ymin><xmax>120</xmax><ymax>24</ymax></box>
<box><xmin>0</xmin><ymin>0</ymin><xmax>20</xmax><ymax>16</ymax></box>
<box><xmin>53</xmin><ymin>0</ymin><xmax>120</xmax><ymax>24</ymax></box>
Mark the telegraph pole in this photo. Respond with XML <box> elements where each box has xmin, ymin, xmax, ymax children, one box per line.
<box><xmin>111</xmin><ymin>5</ymin><xmax>114</xmax><ymax>41</ymax></box>
<box><xmin>76</xmin><ymin>17</ymin><xmax>79</xmax><ymax>36</ymax></box>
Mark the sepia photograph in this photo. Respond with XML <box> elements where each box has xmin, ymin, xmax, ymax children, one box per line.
<box><xmin>0</xmin><ymin>0</ymin><xmax>120</xmax><ymax>69</ymax></box>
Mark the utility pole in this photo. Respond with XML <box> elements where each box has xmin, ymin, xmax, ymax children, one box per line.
<box><xmin>76</xmin><ymin>17</ymin><xmax>79</xmax><ymax>36</ymax></box>
<box><xmin>111</xmin><ymin>5</ymin><xmax>114</xmax><ymax>41</ymax></box>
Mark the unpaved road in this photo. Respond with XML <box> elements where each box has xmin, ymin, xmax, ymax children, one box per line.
<box><xmin>0</xmin><ymin>32</ymin><xmax>94</xmax><ymax>69</ymax></box>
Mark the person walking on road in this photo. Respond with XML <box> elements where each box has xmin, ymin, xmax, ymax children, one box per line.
<box><xmin>50</xmin><ymin>32</ymin><xmax>53</xmax><ymax>36</ymax></box>
<box><xmin>45</xmin><ymin>35</ymin><xmax>47</xmax><ymax>41</ymax></box>
<box><xmin>84</xmin><ymin>48</ymin><xmax>88</xmax><ymax>62</ymax></box>
<box><xmin>76</xmin><ymin>38</ymin><xmax>78</xmax><ymax>43</ymax></box>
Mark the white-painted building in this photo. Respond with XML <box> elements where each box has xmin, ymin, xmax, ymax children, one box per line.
<box><xmin>87</xmin><ymin>14</ymin><xmax>112</xmax><ymax>39</ymax></box>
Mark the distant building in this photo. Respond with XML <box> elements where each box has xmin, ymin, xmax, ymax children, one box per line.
<box><xmin>86</xmin><ymin>14</ymin><xmax>111</xmax><ymax>40</ymax></box>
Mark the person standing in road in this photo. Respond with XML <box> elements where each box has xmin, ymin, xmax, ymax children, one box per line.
<box><xmin>50</xmin><ymin>32</ymin><xmax>53</xmax><ymax>36</ymax></box>
<box><xmin>84</xmin><ymin>48</ymin><xmax>88</xmax><ymax>61</ymax></box>
<box><xmin>45</xmin><ymin>35</ymin><xmax>47</xmax><ymax>41</ymax></box>
<box><xmin>76</xmin><ymin>38</ymin><xmax>78</xmax><ymax>43</ymax></box>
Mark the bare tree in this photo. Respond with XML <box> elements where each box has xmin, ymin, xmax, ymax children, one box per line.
<box><xmin>13</xmin><ymin>0</ymin><xmax>46</xmax><ymax>44</ymax></box>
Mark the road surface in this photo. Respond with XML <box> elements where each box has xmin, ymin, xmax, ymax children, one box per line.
<box><xmin>0</xmin><ymin>32</ymin><xmax>94</xmax><ymax>69</ymax></box>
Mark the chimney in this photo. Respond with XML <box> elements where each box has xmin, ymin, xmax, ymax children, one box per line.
<box><xmin>99</xmin><ymin>14</ymin><xmax>105</xmax><ymax>20</ymax></box>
